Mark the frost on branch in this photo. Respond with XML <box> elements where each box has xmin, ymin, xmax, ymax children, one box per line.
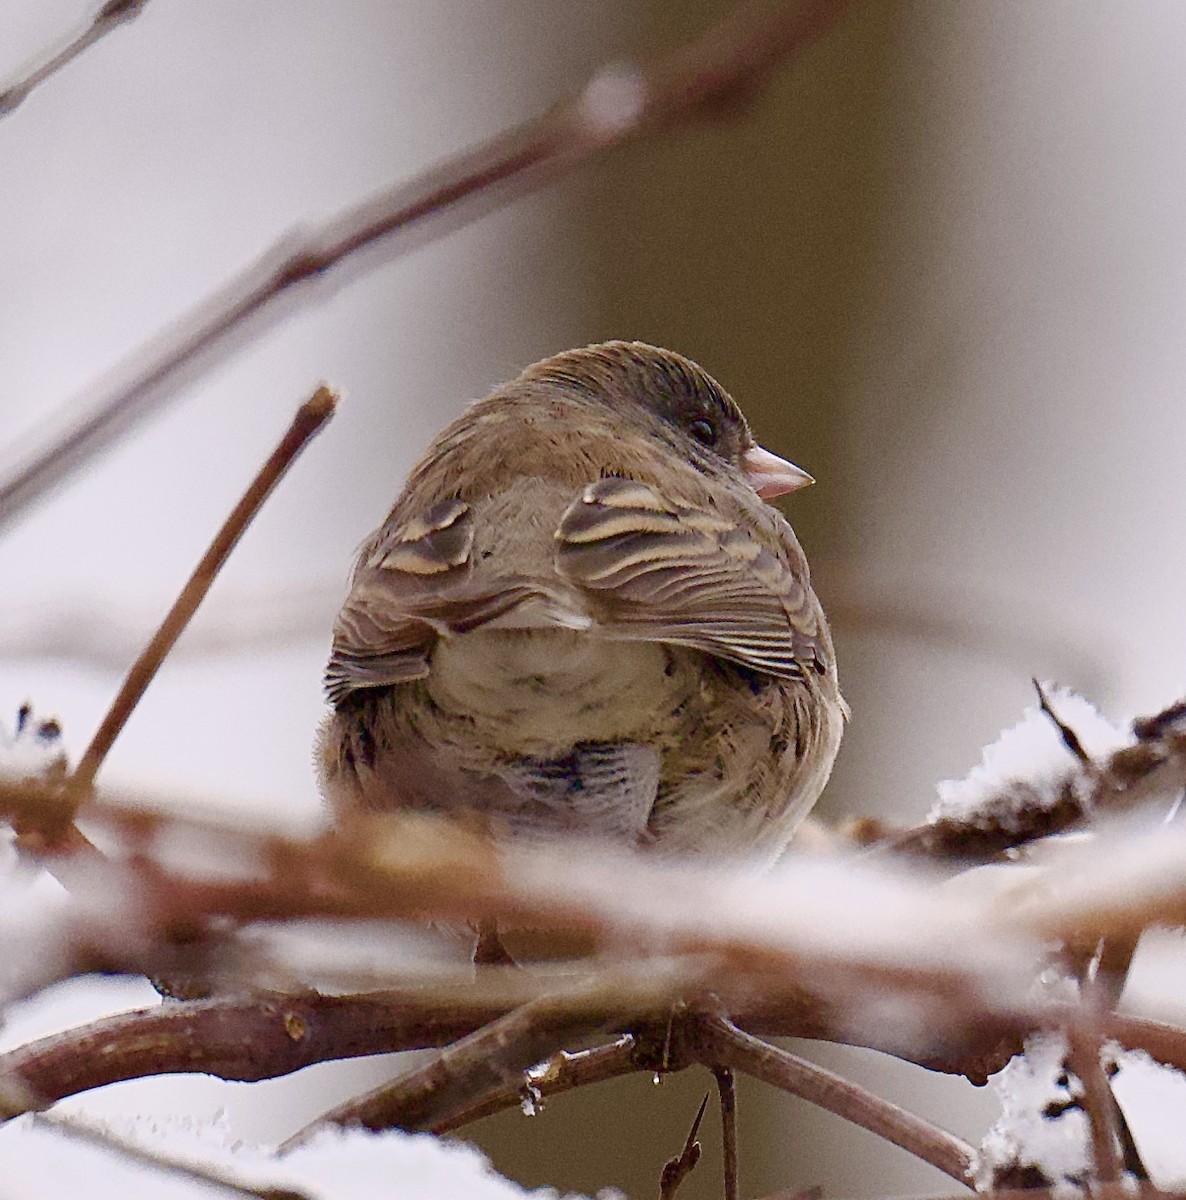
<box><xmin>976</xmin><ymin>1036</ymin><xmax>1186</xmax><ymax>1192</ymax></box>
<box><xmin>0</xmin><ymin>708</ymin><xmax>76</xmax><ymax>1004</ymax></box>
<box><xmin>0</xmin><ymin>705</ymin><xmax>67</xmax><ymax>784</ymax></box>
<box><xmin>931</xmin><ymin>684</ymin><xmax>1127</xmax><ymax>830</ymax></box>
<box><xmin>889</xmin><ymin>683</ymin><xmax>1186</xmax><ymax>864</ymax></box>
<box><xmin>1112</xmin><ymin>1048</ymin><xmax>1186</xmax><ymax>1188</ymax></box>
<box><xmin>974</xmin><ymin>1033</ymin><xmax>1092</xmax><ymax>1190</ymax></box>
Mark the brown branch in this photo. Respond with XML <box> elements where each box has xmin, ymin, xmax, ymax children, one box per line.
<box><xmin>698</xmin><ymin>1016</ymin><xmax>975</xmax><ymax>1187</ymax></box>
<box><xmin>1081</xmin><ymin>944</ymin><xmax>1148</xmax><ymax>1182</ymax></box>
<box><xmin>0</xmin><ymin>989</ymin><xmax>507</xmax><ymax>1117</ymax></box>
<box><xmin>428</xmin><ymin>1036</ymin><xmax>639</xmax><ymax>1134</ymax></box>
<box><xmin>0</xmin><ymin>0</ymin><xmax>853</xmax><ymax>530</ymax></box>
<box><xmin>7</xmin><ymin>769</ymin><xmax>1186</xmax><ymax>1061</ymax></box>
<box><xmin>70</xmin><ymin>385</ymin><xmax>336</xmax><ymax>794</ymax></box>
<box><xmin>10</xmin><ymin>753</ymin><xmax>1186</xmax><ymax>1108</ymax></box>
<box><xmin>1098</xmin><ymin>1010</ymin><xmax>1186</xmax><ymax>1074</ymax></box>
<box><xmin>1093</xmin><ymin>936</ymin><xmax>1140</xmax><ymax>1008</ymax></box>
<box><xmin>278</xmin><ymin>978</ymin><xmax>640</xmax><ymax>1149</ymax></box>
<box><xmin>714</xmin><ymin>1067</ymin><xmax>740</xmax><ymax>1200</ymax></box>
<box><xmin>0</xmin><ymin>783</ymin><xmax>508</xmax><ymax>938</ymax></box>
<box><xmin>1066</xmin><ymin>1009</ymin><xmax>1123</xmax><ymax>1185</ymax></box>
<box><xmin>3</xmin><ymin>971</ymin><xmax>1186</xmax><ymax>1127</ymax></box>
<box><xmin>659</xmin><ymin>1091</ymin><xmax>710</xmax><ymax>1200</ymax></box>
<box><xmin>0</xmin><ymin>1</ymin><xmax>150</xmax><ymax>118</ymax></box>
<box><xmin>0</xmin><ymin>993</ymin><xmax>774</xmax><ymax>1116</ymax></box>
<box><xmin>0</xmin><ymin>982</ymin><xmax>972</xmax><ymax>1122</ymax></box>
<box><xmin>0</xmin><ymin>781</ymin><xmax>1004</xmax><ymax>1015</ymax></box>
<box><xmin>11</xmin><ymin>768</ymin><xmax>1186</xmax><ymax>1073</ymax></box>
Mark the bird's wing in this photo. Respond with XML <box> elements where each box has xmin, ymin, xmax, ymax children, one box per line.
<box><xmin>554</xmin><ymin>477</ymin><xmax>828</xmax><ymax>682</ymax></box>
<box><xmin>325</xmin><ymin>497</ymin><xmax>589</xmax><ymax>704</ymax></box>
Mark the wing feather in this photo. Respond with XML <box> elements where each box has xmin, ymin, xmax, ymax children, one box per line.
<box><xmin>329</xmin><ymin>476</ymin><xmax>832</xmax><ymax>705</ymax></box>
<box><xmin>326</xmin><ymin>498</ymin><xmax>588</xmax><ymax>704</ymax></box>
<box><xmin>555</xmin><ymin>477</ymin><xmax>829</xmax><ymax>681</ymax></box>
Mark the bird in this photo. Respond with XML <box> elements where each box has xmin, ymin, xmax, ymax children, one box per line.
<box><xmin>318</xmin><ymin>341</ymin><xmax>844</xmax><ymax>865</ymax></box>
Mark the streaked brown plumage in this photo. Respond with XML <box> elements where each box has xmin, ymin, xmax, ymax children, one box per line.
<box><xmin>318</xmin><ymin>342</ymin><xmax>844</xmax><ymax>863</ymax></box>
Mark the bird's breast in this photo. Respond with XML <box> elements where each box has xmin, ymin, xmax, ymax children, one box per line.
<box><xmin>425</xmin><ymin>627</ymin><xmax>677</xmax><ymax>757</ymax></box>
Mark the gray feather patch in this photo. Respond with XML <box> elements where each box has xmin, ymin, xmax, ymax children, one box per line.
<box><xmin>494</xmin><ymin>742</ymin><xmax>660</xmax><ymax>843</ymax></box>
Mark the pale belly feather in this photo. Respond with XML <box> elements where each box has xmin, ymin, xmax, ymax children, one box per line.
<box><xmin>426</xmin><ymin>627</ymin><xmax>677</xmax><ymax>756</ymax></box>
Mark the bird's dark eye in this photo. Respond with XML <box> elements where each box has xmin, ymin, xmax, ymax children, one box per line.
<box><xmin>688</xmin><ymin>417</ymin><xmax>716</xmax><ymax>446</ymax></box>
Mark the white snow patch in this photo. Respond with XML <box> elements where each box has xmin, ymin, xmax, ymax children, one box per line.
<box><xmin>0</xmin><ymin>868</ymin><xmax>76</xmax><ymax>1003</ymax></box>
<box><xmin>0</xmin><ymin>704</ymin><xmax>67</xmax><ymax>780</ymax></box>
<box><xmin>6</xmin><ymin>1110</ymin><xmax>604</xmax><ymax>1198</ymax></box>
<box><xmin>974</xmin><ymin>1033</ymin><xmax>1089</xmax><ymax>1190</ymax></box>
<box><xmin>976</xmin><ymin>1033</ymin><xmax>1186</xmax><ymax>1191</ymax></box>
<box><xmin>1112</xmin><ymin>1048</ymin><xmax>1186</xmax><ymax>1187</ymax></box>
<box><xmin>1119</xmin><ymin>928</ymin><xmax>1186</xmax><ymax>1027</ymax></box>
<box><xmin>931</xmin><ymin>686</ymin><xmax>1128</xmax><ymax>825</ymax></box>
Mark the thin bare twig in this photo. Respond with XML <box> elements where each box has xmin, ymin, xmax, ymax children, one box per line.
<box><xmin>35</xmin><ymin>1111</ymin><xmax>311</xmax><ymax>1200</ymax></box>
<box><xmin>1065</xmin><ymin>1007</ymin><xmax>1123</xmax><ymax>1185</ymax></box>
<box><xmin>70</xmin><ymin>385</ymin><xmax>337</xmax><ymax>793</ymax></box>
<box><xmin>714</xmin><ymin>1067</ymin><xmax>740</xmax><ymax>1200</ymax></box>
<box><xmin>0</xmin><ymin>0</ymin><xmax>852</xmax><ymax>529</ymax></box>
<box><xmin>0</xmin><ymin>0</ymin><xmax>150</xmax><ymax>118</ymax></box>
<box><xmin>1033</xmin><ymin>678</ymin><xmax>1092</xmax><ymax>765</ymax></box>
<box><xmin>1092</xmin><ymin>935</ymin><xmax>1141</xmax><ymax>1009</ymax></box>
<box><xmin>429</xmin><ymin>1036</ymin><xmax>639</xmax><ymax>1134</ymax></box>
<box><xmin>277</xmin><ymin>978</ymin><xmax>646</xmax><ymax>1150</ymax></box>
<box><xmin>659</xmin><ymin>1091</ymin><xmax>710</xmax><ymax>1200</ymax></box>
<box><xmin>698</xmin><ymin>1016</ymin><xmax>975</xmax><ymax>1187</ymax></box>
<box><xmin>1072</xmin><ymin>941</ymin><xmax>1150</xmax><ymax>1181</ymax></box>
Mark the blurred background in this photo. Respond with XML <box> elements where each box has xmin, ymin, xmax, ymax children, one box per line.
<box><xmin>3</xmin><ymin>1</ymin><xmax>1186</xmax><ymax>1195</ymax></box>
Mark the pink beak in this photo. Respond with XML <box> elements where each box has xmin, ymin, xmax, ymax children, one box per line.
<box><xmin>741</xmin><ymin>444</ymin><xmax>814</xmax><ymax>499</ymax></box>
